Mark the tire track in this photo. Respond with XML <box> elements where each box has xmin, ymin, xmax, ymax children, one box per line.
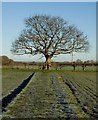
<box><xmin>51</xmin><ymin>75</ymin><xmax>78</xmax><ymax>119</ymax></box>
<box><xmin>0</xmin><ymin>72</ymin><xmax>35</xmax><ymax>112</ymax></box>
<box><xmin>62</xmin><ymin>77</ymin><xmax>98</xmax><ymax>119</ymax></box>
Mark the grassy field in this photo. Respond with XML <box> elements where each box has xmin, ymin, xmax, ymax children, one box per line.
<box><xmin>2</xmin><ymin>68</ymin><xmax>33</xmax><ymax>97</ymax></box>
<box><xmin>2</xmin><ymin>68</ymin><xmax>97</xmax><ymax>119</ymax></box>
<box><xmin>0</xmin><ymin>68</ymin><xmax>2</xmax><ymax>99</ymax></box>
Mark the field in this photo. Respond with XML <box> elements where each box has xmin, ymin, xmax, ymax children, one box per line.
<box><xmin>2</xmin><ymin>68</ymin><xmax>33</xmax><ymax>97</ymax></box>
<box><xmin>1</xmin><ymin>67</ymin><xmax>98</xmax><ymax>119</ymax></box>
<box><xmin>0</xmin><ymin>68</ymin><xmax>2</xmax><ymax>99</ymax></box>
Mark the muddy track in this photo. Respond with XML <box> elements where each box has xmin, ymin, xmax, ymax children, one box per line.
<box><xmin>62</xmin><ymin>77</ymin><xmax>98</xmax><ymax>119</ymax></box>
<box><xmin>0</xmin><ymin>72</ymin><xmax>35</xmax><ymax>112</ymax></box>
<box><xmin>51</xmin><ymin>75</ymin><xmax>78</xmax><ymax>119</ymax></box>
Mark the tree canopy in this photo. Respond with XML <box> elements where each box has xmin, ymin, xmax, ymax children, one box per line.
<box><xmin>11</xmin><ymin>15</ymin><xmax>89</xmax><ymax>69</ymax></box>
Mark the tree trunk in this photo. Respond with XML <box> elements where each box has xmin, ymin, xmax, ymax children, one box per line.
<box><xmin>44</xmin><ymin>55</ymin><xmax>52</xmax><ymax>70</ymax></box>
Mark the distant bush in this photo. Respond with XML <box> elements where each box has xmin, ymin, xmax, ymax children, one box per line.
<box><xmin>2</xmin><ymin>56</ymin><xmax>13</xmax><ymax>66</ymax></box>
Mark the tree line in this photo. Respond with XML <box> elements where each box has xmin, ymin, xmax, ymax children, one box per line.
<box><xmin>1</xmin><ymin>56</ymin><xmax>97</xmax><ymax>70</ymax></box>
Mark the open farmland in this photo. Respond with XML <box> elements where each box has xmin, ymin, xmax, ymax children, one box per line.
<box><xmin>0</xmin><ymin>68</ymin><xmax>2</xmax><ymax>100</ymax></box>
<box><xmin>2</xmin><ymin>68</ymin><xmax>98</xmax><ymax>119</ymax></box>
<box><xmin>2</xmin><ymin>68</ymin><xmax>33</xmax><ymax>97</ymax></box>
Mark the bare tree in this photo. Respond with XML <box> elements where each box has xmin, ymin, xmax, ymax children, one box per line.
<box><xmin>11</xmin><ymin>15</ymin><xmax>89</xmax><ymax>69</ymax></box>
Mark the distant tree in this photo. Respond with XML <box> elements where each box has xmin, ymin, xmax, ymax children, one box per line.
<box><xmin>2</xmin><ymin>56</ymin><xmax>13</xmax><ymax>66</ymax></box>
<box><xmin>76</xmin><ymin>59</ymin><xmax>82</xmax><ymax>63</ymax></box>
<box><xmin>81</xmin><ymin>61</ymin><xmax>87</xmax><ymax>70</ymax></box>
<box><xmin>0</xmin><ymin>56</ymin><xmax>2</xmax><ymax>65</ymax></box>
<box><xmin>72</xmin><ymin>62</ymin><xmax>76</xmax><ymax>70</ymax></box>
<box><xmin>90</xmin><ymin>60</ymin><xmax>95</xmax><ymax>66</ymax></box>
<box><xmin>11</xmin><ymin>15</ymin><xmax>89</xmax><ymax>69</ymax></box>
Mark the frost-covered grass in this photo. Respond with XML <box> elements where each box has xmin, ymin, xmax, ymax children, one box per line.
<box><xmin>2</xmin><ymin>70</ymin><xmax>97</xmax><ymax>119</ymax></box>
<box><xmin>2</xmin><ymin>68</ymin><xmax>33</xmax><ymax>97</ymax></box>
<box><xmin>0</xmin><ymin>68</ymin><xmax>2</xmax><ymax>99</ymax></box>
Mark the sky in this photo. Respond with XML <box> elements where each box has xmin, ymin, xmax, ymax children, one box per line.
<box><xmin>0</xmin><ymin>0</ymin><xmax>97</xmax><ymax>2</ymax></box>
<box><xmin>1</xmin><ymin>1</ymin><xmax>96</xmax><ymax>62</ymax></box>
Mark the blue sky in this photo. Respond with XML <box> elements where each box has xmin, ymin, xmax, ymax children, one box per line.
<box><xmin>1</xmin><ymin>2</ymin><xmax>96</xmax><ymax>62</ymax></box>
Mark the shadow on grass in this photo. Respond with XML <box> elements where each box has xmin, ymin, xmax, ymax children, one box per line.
<box><xmin>0</xmin><ymin>72</ymin><xmax>35</xmax><ymax>112</ymax></box>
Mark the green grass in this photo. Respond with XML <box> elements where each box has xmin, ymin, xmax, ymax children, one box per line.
<box><xmin>0</xmin><ymin>68</ymin><xmax>2</xmax><ymax>99</ymax></box>
<box><xmin>60</xmin><ymin>71</ymin><xmax>97</xmax><ymax>114</ymax></box>
<box><xmin>2</xmin><ymin>68</ymin><xmax>34</xmax><ymax>97</ymax></box>
<box><xmin>2</xmin><ymin>68</ymin><xmax>97</xmax><ymax>119</ymax></box>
